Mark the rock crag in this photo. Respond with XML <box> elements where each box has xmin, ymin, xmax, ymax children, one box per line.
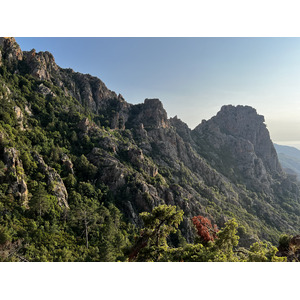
<box><xmin>3</xmin><ymin>147</ymin><xmax>28</xmax><ymax>206</ymax></box>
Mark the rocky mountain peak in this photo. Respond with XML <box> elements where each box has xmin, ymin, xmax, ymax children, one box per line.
<box><xmin>0</xmin><ymin>38</ymin><xmax>119</xmax><ymax>114</ymax></box>
<box><xmin>0</xmin><ymin>37</ymin><xmax>23</xmax><ymax>66</ymax></box>
<box><xmin>195</xmin><ymin>105</ymin><xmax>281</xmax><ymax>175</ymax></box>
<box><xmin>127</xmin><ymin>98</ymin><xmax>169</xmax><ymax>129</ymax></box>
<box><xmin>191</xmin><ymin>105</ymin><xmax>283</xmax><ymax>195</ymax></box>
<box><xmin>23</xmin><ymin>49</ymin><xmax>59</xmax><ymax>81</ymax></box>
<box><xmin>214</xmin><ymin>105</ymin><xmax>265</xmax><ymax>137</ymax></box>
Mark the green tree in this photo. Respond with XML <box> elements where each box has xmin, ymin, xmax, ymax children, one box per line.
<box><xmin>129</xmin><ymin>204</ymin><xmax>184</xmax><ymax>262</ymax></box>
<box><xmin>29</xmin><ymin>183</ymin><xmax>51</xmax><ymax>217</ymax></box>
<box><xmin>164</xmin><ymin>218</ymin><xmax>242</xmax><ymax>262</ymax></box>
<box><xmin>70</xmin><ymin>131</ymin><xmax>78</xmax><ymax>143</ymax></box>
<box><xmin>278</xmin><ymin>234</ymin><xmax>292</xmax><ymax>251</ymax></box>
<box><xmin>64</xmin><ymin>174</ymin><xmax>77</xmax><ymax>190</ymax></box>
<box><xmin>214</xmin><ymin>218</ymin><xmax>240</xmax><ymax>261</ymax></box>
<box><xmin>247</xmin><ymin>242</ymin><xmax>286</xmax><ymax>262</ymax></box>
<box><xmin>75</xmin><ymin>155</ymin><xmax>98</xmax><ymax>180</ymax></box>
<box><xmin>70</xmin><ymin>198</ymin><xmax>101</xmax><ymax>249</ymax></box>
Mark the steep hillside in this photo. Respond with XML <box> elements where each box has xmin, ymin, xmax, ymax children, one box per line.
<box><xmin>0</xmin><ymin>37</ymin><xmax>300</xmax><ymax>261</ymax></box>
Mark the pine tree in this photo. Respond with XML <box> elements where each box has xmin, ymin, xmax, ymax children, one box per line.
<box><xmin>129</xmin><ymin>205</ymin><xmax>184</xmax><ymax>262</ymax></box>
<box><xmin>29</xmin><ymin>183</ymin><xmax>51</xmax><ymax>217</ymax></box>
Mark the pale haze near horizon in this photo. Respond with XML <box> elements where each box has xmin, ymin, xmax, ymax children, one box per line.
<box><xmin>15</xmin><ymin>37</ymin><xmax>300</xmax><ymax>148</ymax></box>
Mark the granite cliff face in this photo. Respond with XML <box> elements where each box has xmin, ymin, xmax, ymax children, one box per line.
<box><xmin>125</xmin><ymin>101</ymin><xmax>300</xmax><ymax>244</ymax></box>
<box><xmin>33</xmin><ymin>153</ymin><xmax>69</xmax><ymax>208</ymax></box>
<box><xmin>192</xmin><ymin>105</ymin><xmax>282</xmax><ymax>193</ymax></box>
<box><xmin>127</xmin><ymin>98</ymin><xmax>169</xmax><ymax>129</ymax></box>
<box><xmin>0</xmin><ymin>37</ymin><xmax>23</xmax><ymax>67</ymax></box>
<box><xmin>0</xmin><ymin>38</ymin><xmax>123</xmax><ymax>115</ymax></box>
<box><xmin>2</xmin><ymin>147</ymin><xmax>28</xmax><ymax>206</ymax></box>
<box><xmin>195</xmin><ymin>105</ymin><xmax>281</xmax><ymax>172</ymax></box>
<box><xmin>1</xmin><ymin>38</ymin><xmax>300</xmax><ymax>246</ymax></box>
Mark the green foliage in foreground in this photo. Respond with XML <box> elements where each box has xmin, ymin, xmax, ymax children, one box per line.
<box><xmin>0</xmin><ymin>199</ymin><xmax>287</xmax><ymax>261</ymax></box>
<box><xmin>128</xmin><ymin>205</ymin><xmax>286</xmax><ymax>262</ymax></box>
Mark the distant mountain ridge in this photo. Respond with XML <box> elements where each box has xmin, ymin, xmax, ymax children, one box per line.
<box><xmin>274</xmin><ymin>143</ymin><xmax>300</xmax><ymax>179</ymax></box>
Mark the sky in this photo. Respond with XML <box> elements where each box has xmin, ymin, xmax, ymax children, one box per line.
<box><xmin>15</xmin><ymin>37</ymin><xmax>300</xmax><ymax>146</ymax></box>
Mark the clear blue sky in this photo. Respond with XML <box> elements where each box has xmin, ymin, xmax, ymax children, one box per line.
<box><xmin>15</xmin><ymin>37</ymin><xmax>300</xmax><ymax>144</ymax></box>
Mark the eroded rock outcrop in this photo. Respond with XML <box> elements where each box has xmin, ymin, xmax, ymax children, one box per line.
<box><xmin>70</xmin><ymin>72</ymin><xmax>118</xmax><ymax>112</ymax></box>
<box><xmin>38</xmin><ymin>83</ymin><xmax>56</xmax><ymax>97</ymax></box>
<box><xmin>33</xmin><ymin>153</ymin><xmax>69</xmax><ymax>208</ymax></box>
<box><xmin>61</xmin><ymin>154</ymin><xmax>74</xmax><ymax>174</ymax></box>
<box><xmin>1</xmin><ymin>38</ymin><xmax>126</xmax><ymax>120</ymax></box>
<box><xmin>0</xmin><ymin>37</ymin><xmax>23</xmax><ymax>67</ymax></box>
<box><xmin>3</xmin><ymin>148</ymin><xmax>28</xmax><ymax>206</ymax></box>
<box><xmin>13</xmin><ymin>106</ymin><xmax>24</xmax><ymax>130</ymax></box>
<box><xmin>23</xmin><ymin>49</ymin><xmax>58</xmax><ymax>81</ymax></box>
<box><xmin>127</xmin><ymin>98</ymin><xmax>169</xmax><ymax>129</ymax></box>
<box><xmin>192</xmin><ymin>105</ymin><xmax>282</xmax><ymax>193</ymax></box>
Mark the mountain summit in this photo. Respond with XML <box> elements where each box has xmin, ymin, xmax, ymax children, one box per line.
<box><xmin>193</xmin><ymin>105</ymin><xmax>282</xmax><ymax>192</ymax></box>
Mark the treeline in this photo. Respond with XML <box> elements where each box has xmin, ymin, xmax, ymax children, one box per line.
<box><xmin>0</xmin><ymin>199</ymin><xmax>295</xmax><ymax>262</ymax></box>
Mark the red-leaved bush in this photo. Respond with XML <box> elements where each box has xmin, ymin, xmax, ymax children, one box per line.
<box><xmin>192</xmin><ymin>216</ymin><xmax>218</xmax><ymax>242</ymax></box>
